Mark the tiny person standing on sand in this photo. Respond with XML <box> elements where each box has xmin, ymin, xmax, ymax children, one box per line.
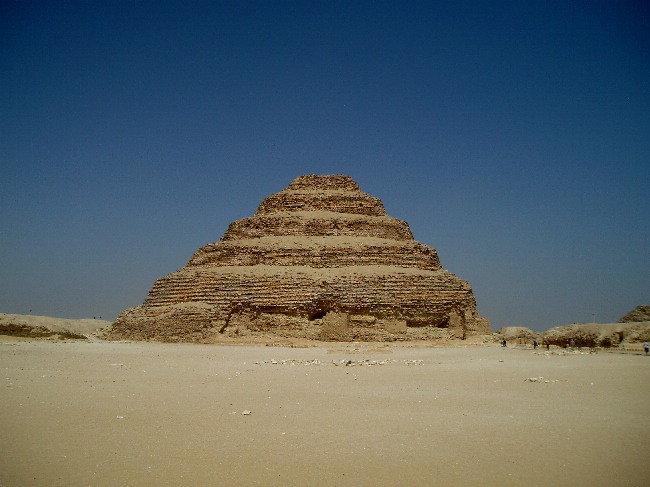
<box><xmin>644</xmin><ymin>342</ymin><xmax>649</xmax><ymax>355</ymax></box>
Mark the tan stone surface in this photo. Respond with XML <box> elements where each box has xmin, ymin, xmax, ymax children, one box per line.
<box><xmin>494</xmin><ymin>322</ymin><xmax>650</xmax><ymax>348</ymax></box>
<box><xmin>541</xmin><ymin>322</ymin><xmax>650</xmax><ymax>347</ymax></box>
<box><xmin>109</xmin><ymin>175</ymin><xmax>490</xmax><ymax>342</ymax></box>
<box><xmin>496</xmin><ymin>326</ymin><xmax>538</xmax><ymax>341</ymax></box>
<box><xmin>619</xmin><ymin>305</ymin><xmax>650</xmax><ymax>323</ymax></box>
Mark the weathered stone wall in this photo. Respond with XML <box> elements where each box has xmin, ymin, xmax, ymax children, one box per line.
<box><xmin>188</xmin><ymin>239</ymin><xmax>441</xmax><ymax>270</ymax></box>
<box><xmin>285</xmin><ymin>174</ymin><xmax>361</xmax><ymax>192</ymax></box>
<box><xmin>255</xmin><ymin>191</ymin><xmax>386</xmax><ymax>216</ymax></box>
<box><xmin>618</xmin><ymin>305</ymin><xmax>650</xmax><ymax>323</ymax></box>
<box><xmin>137</xmin><ymin>267</ymin><xmax>476</xmax><ymax>321</ymax></box>
<box><xmin>221</xmin><ymin>214</ymin><xmax>414</xmax><ymax>240</ymax></box>
<box><xmin>109</xmin><ymin>174</ymin><xmax>491</xmax><ymax>342</ymax></box>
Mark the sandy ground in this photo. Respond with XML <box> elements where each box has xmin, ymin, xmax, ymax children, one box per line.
<box><xmin>1</xmin><ymin>339</ymin><xmax>648</xmax><ymax>487</ymax></box>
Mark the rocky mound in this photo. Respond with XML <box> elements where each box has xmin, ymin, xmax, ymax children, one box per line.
<box><xmin>0</xmin><ymin>313</ymin><xmax>111</xmax><ymax>339</ymax></box>
<box><xmin>618</xmin><ymin>305</ymin><xmax>650</xmax><ymax>323</ymax></box>
<box><xmin>540</xmin><ymin>322</ymin><xmax>650</xmax><ymax>348</ymax></box>
<box><xmin>495</xmin><ymin>326</ymin><xmax>537</xmax><ymax>342</ymax></box>
<box><xmin>108</xmin><ymin>174</ymin><xmax>490</xmax><ymax>342</ymax></box>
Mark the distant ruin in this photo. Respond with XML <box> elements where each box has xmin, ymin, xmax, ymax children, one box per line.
<box><xmin>618</xmin><ymin>305</ymin><xmax>650</xmax><ymax>323</ymax></box>
<box><xmin>109</xmin><ymin>175</ymin><xmax>490</xmax><ymax>342</ymax></box>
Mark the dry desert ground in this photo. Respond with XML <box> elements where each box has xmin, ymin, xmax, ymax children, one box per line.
<box><xmin>1</xmin><ymin>338</ymin><xmax>648</xmax><ymax>487</ymax></box>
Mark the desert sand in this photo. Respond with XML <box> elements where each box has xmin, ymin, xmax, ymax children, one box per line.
<box><xmin>1</xmin><ymin>338</ymin><xmax>648</xmax><ymax>487</ymax></box>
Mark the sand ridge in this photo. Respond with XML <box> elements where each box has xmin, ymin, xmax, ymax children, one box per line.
<box><xmin>0</xmin><ymin>313</ymin><xmax>111</xmax><ymax>338</ymax></box>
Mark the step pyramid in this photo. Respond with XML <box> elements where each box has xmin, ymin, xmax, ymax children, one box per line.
<box><xmin>109</xmin><ymin>175</ymin><xmax>490</xmax><ymax>341</ymax></box>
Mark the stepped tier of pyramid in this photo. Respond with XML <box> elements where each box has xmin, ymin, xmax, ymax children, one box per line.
<box><xmin>109</xmin><ymin>175</ymin><xmax>490</xmax><ymax>342</ymax></box>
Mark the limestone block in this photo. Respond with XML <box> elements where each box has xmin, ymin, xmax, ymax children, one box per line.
<box><xmin>381</xmin><ymin>319</ymin><xmax>408</xmax><ymax>333</ymax></box>
<box><xmin>319</xmin><ymin>312</ymin><xmax>351</xmax><ymax>341</ymax></box>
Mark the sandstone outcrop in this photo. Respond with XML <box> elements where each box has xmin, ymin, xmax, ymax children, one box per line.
<box><xmin>495</xmin><ymin>326</ymin><xmax>537</xmax><ymax>343</ymax></box>
<box><xmin>540</xmin><ymin>322</ymin><xmax>650</xmax><ymax>348</ymax></box>
<box><xmin>493</xmin><ymin>322</ymin><xmax>650</xmax><ymax>348</ymax></box>
<box><xmin>108</xmin><ymin>175</ymin><xmax>491</xmax><ymax>342</ymax></box>
<box><xmin>0</xmin><ymin>313</ymin><xmax>110</xmax><ymax>339</ymax></box>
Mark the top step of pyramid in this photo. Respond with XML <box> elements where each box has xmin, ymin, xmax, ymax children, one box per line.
<box><xmin>254</xmin><ymin>174</ymin><xmax>388</xmax><ymax>217</ymax></box>
<box><xmin>286</xmin><ymin>174</ymin><xmax>361</xmax><ymax>192</ymax></box>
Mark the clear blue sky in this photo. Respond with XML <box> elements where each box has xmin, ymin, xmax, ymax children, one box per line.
<box><xmin>2</xmin><ymin>1</ymin><xmax>648</xmax><ymax>330</ymax></box>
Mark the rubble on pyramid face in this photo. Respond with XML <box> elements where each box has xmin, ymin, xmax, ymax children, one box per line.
<box><xmin>254</xmin><ymin>181</ymin><xmax>387</xmax><ymax>216</ymax></box>
<box><xmin>220</xmin><ymin>213</ymin><xmax>415</xmax><ymax>241</ymax></box>
<box><xmin>187</xmin><ymin>237</ymin><xmax>441</xmax><ymax>270</ymax></box>
<box><xmin>107</xmin><ymin>175</ymin><xmax>491</xmax><ymax>342</ymax></box>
